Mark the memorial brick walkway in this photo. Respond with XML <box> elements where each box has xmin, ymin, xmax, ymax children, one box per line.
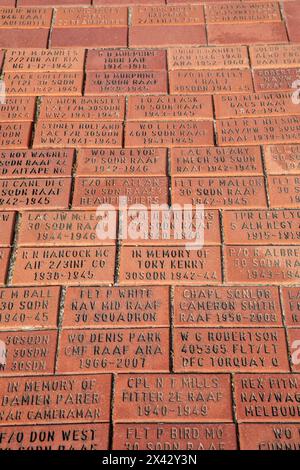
<box><xmin>0</xmin><ymin>0</ymin><xmax>300</xmax><ymax>451</ymax></box>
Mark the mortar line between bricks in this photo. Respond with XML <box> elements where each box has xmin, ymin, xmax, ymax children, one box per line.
<box><xmin>231</xmin><ymin>373</ymin><xmax>241</xmax><ymax>450</ymax></box>
<box><xmin>6</xmin><ymin>211</ymin><xmax>22</xmax><ymax>287</ymax></box>
<box><xmin>54</xmin><ymin>286</ymin><xmax>66</xmax><ymax>374</ymax></box>
<box><xmin>279</xmin><ymin>286</ymin><xmax>294</xmax><ymax>373</ymax></box>
<box><xmin>109</xmin><ymin>374</ymin><xmax>116</xmax><ymax>450</ymax></box>
<box><xmin>260</xmin><ymin>145</ymin><xmax>271</xmax><ymax>209</ymax></box>
<box><xmin>169</xmin><ymin>285</ymin><xmax>175</xmax><ymax>373</ymax></box>
<box><xmin>48</xmin><ymin>8</ymin><xmax>57</xmax><ymax>49</ymax></box>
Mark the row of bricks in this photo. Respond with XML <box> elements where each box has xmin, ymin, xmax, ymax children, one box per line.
<box><xmin>0</xmin><ymin>284</ymin><xmax>299</xmax><ymax>328</ymax></box>
<box><xmin>2</xmin><ymin>0</ymin><xmax>300</xmax><ymax>5</ymax></box>
<box><xmin>2</xmin><ymin>243</ymin><xmax>300</xmax><ymax>285</ymax></box>
<box><xmin>2</xmin><ymin>45</ymin><xmax>300</xmax><ymax>72</ymax></box>
<box><xmin>0</xmin><ymin>326</ymin><xmax>299</xmax><ymax>373</ymax></box>
<box><xmin>1</xmin><ymin>93</ymin><xmax>300</xmax><ymax>122</ymax></box>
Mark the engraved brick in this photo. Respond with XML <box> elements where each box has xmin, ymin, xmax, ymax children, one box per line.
<box><xmin>0</xmin><ymin>178</ymin><xmax>71</xmax><ymax>210</ymax></box>
<box><xmin>268</xmin><ymin>176</ymin><xmax>300</xmax><ymax>208</ymax></box>
<box><xmin>3</xmin><ymin>72</ymin><xmax>83</xmax><ymax>96</ymax></box>
<box><xmin>0</xmin><ymin>423</ymin><xmax>109</xmax><ymax>450</ymax></box>
<box><xmin>235</xmin><ymin>374</ymin><xmax>300</xmax><ymax>422</ymax></box>
<box><xmin>174</xmin><ymin>286</ymin><xmax>283</xmax><ymax>327</ymax></box>
<box><xmin>0</xmin><ymin>149</ymin><xmax>74</xmax><ymax>178</ymax></box>
<box><xmin>51</xmin><ymin>27</ymin><xmax>127</xmax><ymax>48</ymax></box>
<box><xmin>113</xmin><ymin>423</ymin><xmax>237</xmax><ymax>450</ymax></box>
<box><xmin>282</xmin><ymin>287</ymin><xmax>300</xmax><ymax>327</ymax></box>
<box><xmin>0</xmin><ymin>330</ymin><xmax>57</xmax><ymax>375</ymax></box>
<box><xmin>174</xmin><ymin>327</ymin><xmax>289</xmax><ymax>372</ymax></box>
<box><xmin>72</xmin><ymin>177</ymin><xmax>168</xmax><ymax>208</ymax></box>
<box><xmin>127</xmin><ymin>95</ymin><xmax>213</xmax><ymax>121</ymax></box>
<box><xmin>169</xmin><ymin>70</ymin><xmax>253</xmax><ymax>94</ymax></box>
<box><xmin>253</xmin><ymin>68</ymin><xmax>300</xmax><ymax>92</ymax></box>
<box><xmin>0</xmin><ymin>122</ymin><xmax>31</xmax><ymax>149</ymax></box>
<box><xmin>76</xmin><ymin>148</ymin><xmax>167</xmax><ymax>177</ymax></box>
<box><xmin>129</xmin><ymin>25</ymin><xmax>206</xmax><ymax>47</ymax></box>
<box><xmin>250</xmin><ymin>44</ymin><xmax>300</xmax><ymax>69</ymax></box>
<box><xmin>125</xmin><ymin>121</ymin><xmax>214</xmax><ymax>147</ymax></box>
<box><xmin>239</xmin><ymin>423</ymin><xmax>300</xmax><ymax>450</ymax></box>
<box><xmin>0</xmin><ymin>97</ymin><xmax>36</xmax><ymax>122</ymax></box>
<box><xmin>39</xmin><ymin>96</ymin><xmax>125</xmax><ymax>121</ymax></box>
<box><xmin>168</xmin><ymin>46</ymin><xmax>249</xmax><ymax>70</ymax></box>
<box><xmin>0</xmin><ymin>286</ymin><xmax>59</xmax><ymax>329</ymax></box>
<box><xmin>208</xmin><ymin>23</ymin><xmax>288</xmax><ymax>45</ymax></box>
<box><xmin>4</xmin><ymin>48</ymin><xmax>85</xmax><ymax>71</ymax></box>
<box><xmin>63</xmin><ymin>286</ymin><xmax>170</xmax><ymax>328</ymax></box>
<box><xmin>0</xmin><ymin>374</ymin><xmax>112</xmax><ymax>424</ymax></box>
<box><xmin>13</xmin><ymin>246</ymin><xmax>116</xmax><ymax>286</ymax></box>
<box><xmin>0</xmin><ymin>7</ymin><xmax>52</xmax><ymax>28</ymax></box>
<box><xmin>0</xmin><ymin>248</ymin><xmax>10</xmax><ymax>285</ymax></box>
<box><xmin>85</xmin><ymin>71</ymin><xmax>167</xmax><ymax>95</ymax></box>
<box><xmin>288</xmin><ymin>328</ymin><xmax>300</xmax><ymax>372</ymax></box>
<box><xmin>205</xmin><ymin>2</ymin><xmax>281</xmax><ymax>23</ymax></box>
<box><xmin>55</xmin><ymin>6</ymin><xmax>127</xmax><ymax>27</ymax></box>
<box><xmin>225</xmin><ymin>245</ymin><xmax>300</xmax><ymax>284</ymax></box>
<box><xmin>33</xmin><ymin>121</ymin><xmax>122</xmax><ymax>148</ymax></box>
<box><xmin>114</xmin><ymin>373</ymin><xmax>233</xmax><ymax>422</ymax></box>
<box><xmin>0</xmin><ymin>212</ymin><xmax>15</xmax><ymax>246</ymax></box>
<box><xmin>119</xmin><ymin>246</ymin><xmax>222</xmax><ymax>285</ymax></box>
<box><xmin>18</xmin><ymin>210</ymin><xmax>116</xmax><ymax>246</ymax></box>
<box><xmin>264</xmin><ymin>145</ymin><xmax>300</xmax><ymax>175</ymax></box>
<box><xmin>86</xmin><ymin>48</ymin><xmax>167</xmax><ymax>71</ymax></box>
<box><xmin>172</xmin><ymin>177</ymin><xmax>267</xmax><ymax>209</ymax></box>
<box><xmin>216</xmin><ymin>116</ymin><xmax>300</xmax><ymax>146</ymax></box>
<box><xmin>0</xmin><ymin>29</ymin><xmax>49</xmax><ymax>48</ymax></box>
<box><xmin>131</xmin><ymin>5</ymin><xmax>204</xmax><ymax>25</ymax></box>
<box><xmin>170</xmin><ymin>146</ymin><xmax>263</xmax><ymax>176</ymax></box>
<box><xmin>223</xmin><ymin>209</ymin><xmax>300</xmax><ymax>245</ymax></box>
<box><xmin>57</xmin><ymin>327</ymin><xmax>170</xmax><ymax>373</ymax></box>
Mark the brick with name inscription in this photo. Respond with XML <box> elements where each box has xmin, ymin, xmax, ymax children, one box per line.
<box><xmin>268</xmin><ymin>176</ymin><xmax>300</xmax><ymax>208</ymax></box>
<box><xmin>4</xmin><ymin>48</ymin><xmax>85</xmax><ymax>71</ymax></box>
<box><xmin>72</xmin><ymin>177</ymin><xmax>168</xmax><ymax>208</ymax></box>
<box><xmin>13</xmin><ymin>246</ymin><xmax>116</xmax><ymax>286</ymax></box>
<box><xmin>63</xmin><ymin>286</ymin><xmax>170</xmax><ymax>328</ymax></box>
<box><xmin>57</xmin><ymin>327</ymin><xmax>169</xmax><ymax>373</ymax></box>
<box><xmin>0</xmin><ymin>423</ymin><xmax>110</xmax><ymax>450</ymax></box>
<box><xmin>169</xmin><ymin>70</ymin><xmax>253</xmax><ymax>94</ymax></box>
<box><xmin>85</xmin><ymin>71</ymin><xmax>167</xmax><ymax>95</ymax></box>
<box><xmin>170</xmin><ymin>146</ymin><xmax>263</xmax><ymax>176</ymax></box>
<box><xmin>250</xmin><ymin>44</ymin><xmax>300</xmax><ymax>69</ymax></box>
<box><xmin>225</xmin><ymin>245</ymin><xmax>300</xmax><ymax>284</ymax></box>
<box><xmin>216</xmin><ymin>116</ymin><xmax>300</xmax><ymax>146</ymax></box>
<box><xmin>113</xmin><ymin>423</ymin><xmax>237</xmax><ymax>450</ymax></box>
<box><xmin>0</xmin><ymin>330</ymin><xmax>57</xmax><ymax>375</ymax></box>
<box><xmin>0</xmin><ymin>178</ymin><xmax>71</xmax><ymax>210</ymax></box>
<box><xmin>18</xmin><ymin>210</ymin><xmax>116</xmax><ymax>246</ymax></box>
<box><xmin>0</xmin><ymin>122</ymin><xmax>31</xmax><ymax>149</ymax></box>
<box><xmin>129</xmin><ymin>25</ymin><xmax>206</xmax><ymax>48</ymax></box>
<box><xmin>235</xmin><ymin>374</ymin><xmax>300</xmax><ymax>422</ymax></box>
<box><xmin>174</xmin><ymin>328</ymin><xmax>289</xmax><ymax>373</ymax></box>
<box><xmin>288</xmin><ymin>329</ymin><xmax>300</xmax><ymax>371</ymax></box>
<box><xmin>0</xmin><ymin>374</ymin><xmax>112</xmax><ymax>425</ymax></box>
<box><xmin>172</xmin><ymin>177</ymin><xmax>267</xmax><ymax>209</ymax></box>
<box><xmin>131</xmin><ymin>5</ymin><xmax>204</xmax><ymax>25</ymax></box>
<box><xmin>282</xmin><ymin>287</ymin><xmax>300</xmax><ymax>327</ymax></box>
<box><xmin>223</xmin><ymin>209</ymin><xmax>300</xmax><ymax>245</ymax></box>
<box><xmin>214</xmin><ymin>92</ymin><xmax>300</xmax><ymax>119</ymax></box>
<box><xmin>127</xmin><ymin>95</ymin><xmax>213</xmax><ymax>121</ymax></box>
<box><xmin>125</xmin><ymin>121</ymin><xmax>214</xmax><ymax>147</ymax></box>
<box><xmin>205</xmin><ymin>2</ymin><xmax>281</xmax><ymax>23</ymax></box>
<box><xmin>33</xmin><ymin>121</ymin><xmax>122</xmax><ymax>148</ymax></box>
<box><xmin>0</xmin><ymin>97</ymin><xmax>36</xmax><ymax>122</ymax></box>
<box><xmin>114</xmin><ymin>373</ymin><xmax>233</xmax><ymax>422</ymax></box>
<box><xmin>0</xmin><ymin>7</ymin><xmax>52</xmax><ymax>28</ymax></box>
<box><xmin>253</xmin><ymin>68</ymin><xmax>300</xmax><ymax>92</ymax></box>
<box><xmin>174</xmin><ymin>286</ymin><xmax>283</xmax><ymax>327</ymax></box>
<box><xmin>239</xmin><ymin>423</ymin><xmax>300</xmax><ymax>450</ymax></box>
<box><xmin>86</xmin><ymin>49</ymin><xmax>166</xmax><ymax>71</ymax></box>
<box><xmin>0</xmin><ymin>248</ymin><xmax>10</xmax><ymax>285</ymax></box>
<box><xmin>119</xmin><ymin>246</ymin><xmax>222</xmax><ymax>285</ymax></box>
<box><xmin>76</xmin><ymin>148</ymin><xmax>167</xmax><ymax>177</ymax></box>
<box><xmin>0</xmin><ymin>149</ymin><xmax>74</xmax><ymax>178</ymax></box>
<box><xmin>0</xmin><ymin>212</ymin><xmax>15</xmax><ymax>246</ymax></box>
<box><xmin>55</xmin><ymin>6</ymin><xmax>127</xmax><ymax>27</ymax></box>
<box><xmin>168</xmin><ymin>46</ymin><xmax>249</xmax><ymax>70</ymax></box>
<box><xmin>264</xmin><ymin>145</ymin><xmax>300</xmax><ymax>175</ymax></box>
<box><xmin>3</xmin><ymin>72</ymin><xmax>83</xmax><ymax>96</ymax></box>
<box><xmin>0</xmin><ymin>286</ymin><xmax>59</xmax><ymax>329</ymax></box>
<box><xmin>39</xmin><ymin>96</ymin><xmax>125</xmax><ymax>121</ymax></box>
